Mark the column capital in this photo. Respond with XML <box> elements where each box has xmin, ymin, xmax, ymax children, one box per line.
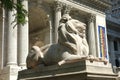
<box><xmin>54</xmin><ymin>1</ymin><xmax>63</xmax><ymax>12</ymax></box>
<box><xmin>88</xmin><ymin>14</ymin><xmax>96</xmax><ymax>23</ymax></box>
<box><xmin>63</xmin><ymin>5</ymin><xmax>72</xmax><ymax>14</ymax></box>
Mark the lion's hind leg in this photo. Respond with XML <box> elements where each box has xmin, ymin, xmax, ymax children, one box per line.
<box><xmin>58</xmin><ymin>52</ymin><xmax>87</xmax><ymax>65</ymax></box>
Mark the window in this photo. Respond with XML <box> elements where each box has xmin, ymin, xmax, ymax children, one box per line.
<box><xmin>115</xmin><ymin>59</ymin><xmax>119</xmax><ymax>67</ymax></box>
<box><xmin>118</xmin><ymin>1</ymin><xmax>120</xmax><ymax>4</ymax></box>
<box><xmin>114</xmin><ymin>41</ymin><xmax>118</xmax><ymax>51</ymax></box>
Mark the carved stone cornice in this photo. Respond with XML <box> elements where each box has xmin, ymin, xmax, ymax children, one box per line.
<box><xmin>68</xmin><ymin>0</ymin><xmax>111</xmax><ymax>12</ymax></box>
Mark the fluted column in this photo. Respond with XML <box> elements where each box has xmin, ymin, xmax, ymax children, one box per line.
<box><xmin>18</xmin><ymin>0</ymin><xmax>29</xmax><ymax>67</ymax></box>
<box><xmin>88</xmin><ymin>14</ymin><xmax>96</xmax><ymax>57</ymax></box>
<box><xmin>54</xmin><ymin>1</ymin><xmax>62</xmax><ymax>43</ymax></box>
<box><xmin>6</xmin><ymin>7</ymin><xmax>17</xmax><ymax>66</ymax></box>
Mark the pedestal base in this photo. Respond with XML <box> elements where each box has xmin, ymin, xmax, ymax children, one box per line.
<box><xmin>0</xmin><ymin>66</ymin><xmax>23</xmax><ymax>80</ymax></box>
<box><xmin>18</xmin><ymin>60</ymin><xmax>118</xmax><ymax>80</ymax></box>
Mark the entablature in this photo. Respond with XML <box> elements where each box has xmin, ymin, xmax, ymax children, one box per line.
<box><xmin>68</xmin><ymin>0</ymin><xmax>111</xmax><ymax>12</ymax></box>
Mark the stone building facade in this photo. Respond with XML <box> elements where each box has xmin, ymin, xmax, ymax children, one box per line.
<box><xmin>0</xmin><ymin>0</ymin><xmax>119</xmax><ymax>80</ymax></box>
<box><xmin>106</xmin><ymin>0</ymin><xmax>120</xmax><ymax>68</ymax></box>
<box><xmin>110</xmin><ymin>0</ymin><xmax>120</xmax><ymax>19</ymax></box>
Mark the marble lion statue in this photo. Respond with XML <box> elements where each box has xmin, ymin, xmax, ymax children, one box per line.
<box><xmin>26</xmin><ymin>14</ymin><xmax>89</xmax><ymax>69</ymax></box>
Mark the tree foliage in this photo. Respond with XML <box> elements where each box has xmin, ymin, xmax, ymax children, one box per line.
<box><xmin>16</xmin><ymin>0</ymin><xmax>27</xmax><ymax>25</ymax></box>
<box><xmin>1</xmin><ymin>0</ymin><xmax>27</xmax><ymax>25</ymax></box>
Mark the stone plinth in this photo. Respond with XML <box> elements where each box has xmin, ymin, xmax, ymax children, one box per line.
<box><xmin>0</xmin><ymin>66</ymin><xmax>21</xmax><ymax>80</ymax></box>
<box><xmin>18</xmin><ymin>60</ymin><xmax>117</xmax><ymax>80</ymax></box>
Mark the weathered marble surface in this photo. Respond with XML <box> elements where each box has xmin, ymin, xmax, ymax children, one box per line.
<box><xmin>18</xmin><ymin>60</ymin><xmax>117</xmax><ymax>80</ymax></box>
<box><xmin>26</xmin><ymin>14</ymin><xmax>89</xmax><ymax>69</ymax></box>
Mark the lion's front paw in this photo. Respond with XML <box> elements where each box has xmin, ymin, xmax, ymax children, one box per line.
<box><xmin>58</xmin><ymin>60</ymin><xmax>66</xmax><ymax>66</ymax></box>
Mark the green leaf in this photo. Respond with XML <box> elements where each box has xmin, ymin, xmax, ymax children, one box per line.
<box><xmin>1</xmin><ymin>0</ymin><xmax>28</xmax><ymax>25</ymax></box>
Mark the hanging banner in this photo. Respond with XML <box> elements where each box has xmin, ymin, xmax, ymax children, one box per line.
<box><xmin>98</xmin><ymin>26</ymin><xmax>108</xmax><ymax>59</ymax></box>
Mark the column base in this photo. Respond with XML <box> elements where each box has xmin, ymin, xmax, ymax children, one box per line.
<box><xmin>6</xmin><ymin>62</ymin><xmax>17</xmax><ymax>66</ymax></box>
<box><xmin>18</xmin><ymin>60</ymin><xmax>118</xmax><ymax>80</ymax></box>
<box><xmin>18</xmin><ymin>63</ymin><xmax>27</xmax><ymax>69</ymax></box>
<box><xmin>0</xmin><ymin>66</ymin><xmax>22</xmax><ymax>80</ymax></box>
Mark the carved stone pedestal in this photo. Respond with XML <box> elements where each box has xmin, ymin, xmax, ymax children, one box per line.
<box><xmin>0</xmin><ymin>66</ymin><xmax>21</xmax><ymax>80</ymax></box>
<box><xmin>18</xmin><ymin>60</ymin><xmax>118</xmax><ymax>80</ymax></box>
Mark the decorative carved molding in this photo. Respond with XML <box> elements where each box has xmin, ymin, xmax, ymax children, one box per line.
<box><xmin>88</xmin><ymin>14</ymin><xmax>96</xmax><ymax>23</ymax></box>
<box><xmin>69</xmin><ymin>0</ymin><xmax>111</xmax><ymax>12</ymax></box>
<box><xmin>63</xmin><ymin>5</ymin><xmax>72</xmax><ymax>14</ymax></box>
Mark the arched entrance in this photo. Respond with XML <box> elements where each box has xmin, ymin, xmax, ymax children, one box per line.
<box><xmin>29</xmin><ymin>6</ymin><xmax>50</xmax><ymax>48</ymax></box>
